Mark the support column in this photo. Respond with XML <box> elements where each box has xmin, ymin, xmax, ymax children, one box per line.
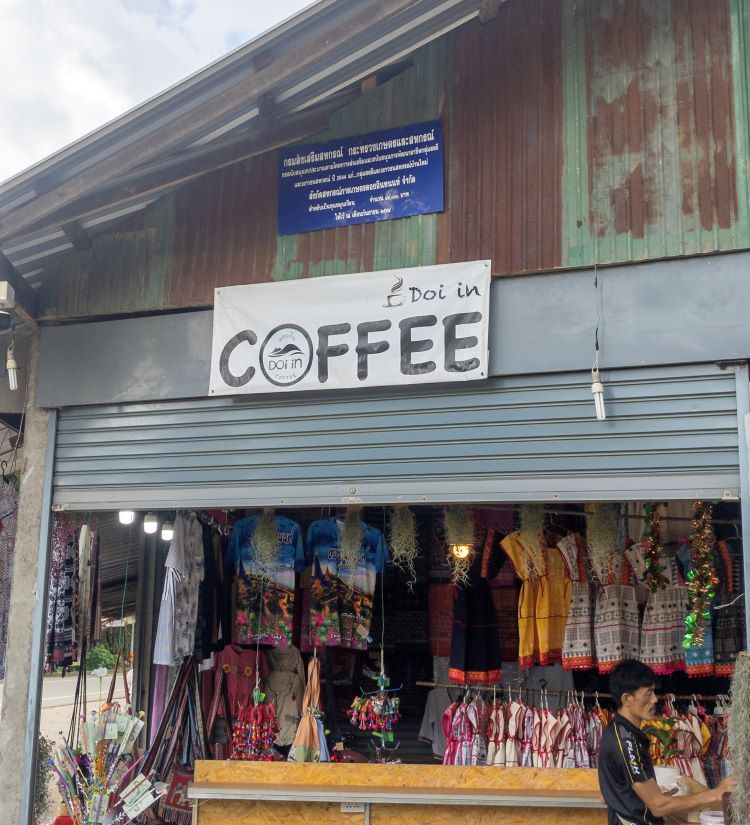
<box><xmin>734</xmin><ymin>362</ymin><xmax>750</xmax><ymax>637</ymax></box>
<box><xmin>0</xmin><ymin>333</ymin><xmax>56</xmax><ymax>825</ymax></box>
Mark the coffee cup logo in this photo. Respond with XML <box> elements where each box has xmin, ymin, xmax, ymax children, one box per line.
<box><xmin>259</xmin><ymin>324</ymin><xmax>313</xmax><ymax>386</ymax></box>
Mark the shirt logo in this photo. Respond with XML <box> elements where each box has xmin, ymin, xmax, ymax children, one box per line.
<box><xmin>625</xmin><ymin>738</ymin><xmax>641</xmax><ymax>776</ymax></box>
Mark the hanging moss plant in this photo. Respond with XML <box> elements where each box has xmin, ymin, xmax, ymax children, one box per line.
<box><xmin>444</xmin><ymin>505</ymin><xmax>475</xmax><ymax>586</ymax></box>
<box><xmin>388</xmin><ymin>506</ymin><xmax>418</xmax><ymax>590</ymax></box>
<box><xmin>252</xmin><ymin>511</ymin><xmax>280</xmax><ymax>581</ymax></box>
<box><xmin>518</xmin><ymin>503</ymin><xmax>546</xmax><ymax>577</ymax></box>
<box><xmin>338</xmin><ymin>506</ymin><xmax>364</xmax><ymax>572</ymax></box>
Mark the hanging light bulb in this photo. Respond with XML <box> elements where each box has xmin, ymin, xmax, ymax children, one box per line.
<box><xmin>591</xmin><ymin>367</ymin><xmax>606</xmax><ymax>421</ymax></box>
<box><xmin>118</xmin><ymin>510</ymin><xmax>135</xmax><ymax>525</ymax></box>
<box><xmin>161</xmin><ymin>520</ymin><xmax>174</xmax><ymax>542</ymax></box>
<box><xmin>143</xmin><ymin>513</ymin><xmax>158</xmax><ymax>534</ymax></box>
<box><xmin>6</xmin><ymin>340</ymin><xmax>18</xmax><ymax>391</ymax></box>
<box><xmin>449</xmin><ymin>543</ymin><xmax>472</xmax><ymax>560</ymax></box>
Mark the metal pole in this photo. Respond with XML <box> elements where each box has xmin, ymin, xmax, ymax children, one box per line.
<box><xmin>19</xmin><ymin>409</ymin><xmax>57</xmax><ymax>825</ymax></box>
<box><xmin>733</xmin><ymin>363</ymin><xmax>750</xmax><ymax>639</ymax></box>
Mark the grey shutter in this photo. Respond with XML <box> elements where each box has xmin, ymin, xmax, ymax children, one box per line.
<box><xmin>52</xmin><ymin>363</ymin><xmax>740</xmax><ymax>510</ymax></box>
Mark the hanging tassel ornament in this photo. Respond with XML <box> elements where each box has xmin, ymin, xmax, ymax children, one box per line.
<box><xmin>643</xmin><ymin>503</ymin><xmax>669</xmax><ymax>593</ymax></box>
<box><xmin>683</xmin><ymin>500</ymin><xmax>718</xmax><ymax>648</ymax></box>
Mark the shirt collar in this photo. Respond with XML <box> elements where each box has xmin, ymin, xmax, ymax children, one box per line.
<box><xmin>613</xmin><ymin>713</ymin><xmax>649</xmax><ymax>744</ymax></box>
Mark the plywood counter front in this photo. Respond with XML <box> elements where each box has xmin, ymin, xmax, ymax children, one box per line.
<box><xmin>189</xmin><ymin>761</ymin><xmax>607</xmax><ymax>825</ymax></box>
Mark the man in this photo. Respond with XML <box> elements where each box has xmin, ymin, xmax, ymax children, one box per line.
<box><xmin>598</xmin><ymin>659</ymin><xmax>735</xmax><ymax>825</ymax></box>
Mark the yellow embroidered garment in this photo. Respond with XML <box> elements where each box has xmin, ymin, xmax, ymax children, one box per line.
<box><xmin>501</xmin><ymin>531</ymin><xmax>572</xmax><ymax>668</ymax></box>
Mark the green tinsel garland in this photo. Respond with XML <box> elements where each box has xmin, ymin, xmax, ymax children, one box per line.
<box><xmin>643</xmin><ymin>503</ymin><xmax>669</xmax><ymax>593</ymax></box>
<box><xmin>683</xmin><ymin>500</ymin><xmax>718</xmax><ymax>648</ymax></box>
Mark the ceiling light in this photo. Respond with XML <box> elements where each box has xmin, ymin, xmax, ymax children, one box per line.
<box><xmin>143</xmin><ymin>513</ymin><xmax>158</xmax><ymax>534</ymax></box>
<box><xmin>161</xmin><ymin>521</ymin><xmax>174</xmax><ymax>542</ymax></box>
<box><xmin>449</xmin><ymin>543</ymin><xmax>472</xmax><ymax>560</ymax></box>
<box><xmin>118</xmin><ymin>510</ymin><xmax>135</xmax><ymax>526</ymax></box>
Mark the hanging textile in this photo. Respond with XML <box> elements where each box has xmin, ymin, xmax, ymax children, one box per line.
<box><xmin>427</xmin><ymin>583</ymin><xmax>454</xmax><ymax>658</ymax></box>
<box><xmin>305</xmin><ymin>517</ymin><xmax>388</xmax><ymax>650</ymax></box>
<box><xmin>46</xmin><ymin>518</ymin><xmax>79</xmax><ymax>669</ymax></box>
<box><xmin>77</xmin><ymin>524</ymin><xmax>101</xmax><ymax>650</ymax></box>
<box><xmin>227</xmin><ymin>514</ymin><xmax>304</xmax><ymax>649</ymax></box>
<box><xmin>0</xmin><ymin>481</ymin><xmax>18</xmax><ymax>680</ymax></box>
<box><xmin>153</xmin><ymin>511</ymin><xmax>205</xmax><ymax>666</ymax></box>
<box><xmin>448</xmin><ymin>529</ymin><xmax>502</xmax><ymax>684</ymax></box>
<box><xmin>288</xmin><ymin>656</ymin><xmax>328</xmax><ymax>762</ymax></box>
<box><xmin>557</xmin><ymin>534</ymin><xmax>594</xmax><ymax>670</ymax></box>
<box><xmin>593</xmin><ymin>557</ymin><xmax>640</xmax><ymax>674</ymax></box>
<box><xmin>143</xmin><ymin>658</ymin><xmax>205</xmax><ymax>825</ymax></box>
<box><xmin>636</xmin><ymin>544</ymin><xmax>689</xmax><ymax>675</ymax></box>
<box><xmin>713</xmin><ymin>540</ymin><xmax>745</xmax><ymax>677</ymax></box>
<box><xmin>501</xmin><ymin>531</ymin><xmax>571</xmax><ymax>669</ymax></box>
<box><xmin>442</xmin><ymin>696</ymin><xmax>487</xmax><ymax>766</ymax></box>
<box><xmin>265</xmin><ymin>645</ymin><xmax>305</xmax><ymax>747</ymax></box>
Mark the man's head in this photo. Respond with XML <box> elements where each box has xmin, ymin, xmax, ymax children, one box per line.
<box><xmin>609</xmin><ymin>659</ymin><xmax>659</xmax><ymax>723</ymax></box>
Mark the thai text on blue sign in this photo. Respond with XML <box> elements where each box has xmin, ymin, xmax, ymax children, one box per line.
<box><xmin>278</xmin><ymin>120</ymin><xmax>443</xmax><ymax>235</ymax></box>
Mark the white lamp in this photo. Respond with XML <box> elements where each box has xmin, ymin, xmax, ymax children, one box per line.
<box><xmin>161</xmin><ymin>520</ymin><xmax>174</xmax><ymax>542</ymax></box>
<box><xmin>591</xmin><ymin>367</ymin><xmax>606</xmax><ymax>421</ymax></box>
<box><xmin>143</xmin><ymin>513</ymin><xmax>158</xmax><ymax>534</ymax></box>
<box><xmin>118</xmin><ymin>510</ymin><xmax>135</xmax><ymax>526</ymax></box>
<box><xmin>6</xmin><ymin>340</ymin><xmax>18</xmax><ymax>391</ymax></box>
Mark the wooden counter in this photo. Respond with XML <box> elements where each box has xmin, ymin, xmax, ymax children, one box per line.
<box><xmin>189</xmin><ymin>762</ymin><xmax>607</xmax><ymax>824</ymax></box>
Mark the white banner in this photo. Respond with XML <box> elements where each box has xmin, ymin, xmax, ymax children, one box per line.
<box><xmin>209</xmin><ymin>260</ymin><xmax>491</xmax><ymax>395</ymax></box>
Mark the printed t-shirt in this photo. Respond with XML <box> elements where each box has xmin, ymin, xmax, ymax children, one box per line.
<box><xmin>305</xmin><ymin>517</ymin><xmax>389</xmax><ymax>649</ymax></box>
<box><xmin>598</xmin><ymin>714</ymin><xmax>664</xmax><ymax>825</ymax></box>
<box><xmin>226</xmin><ymin>515</ymin><xmax>304</xmax><ymax>648</ymax></box>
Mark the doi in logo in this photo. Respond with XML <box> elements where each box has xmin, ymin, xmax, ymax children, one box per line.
<box><xmin>259</xmin><ymin>324</ymin><xmax>313</xmax><ymax>386</ymax></box>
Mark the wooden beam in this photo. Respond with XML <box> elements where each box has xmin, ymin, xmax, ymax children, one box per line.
<box><xmin>0</xmin><ymin>251</ymin><xmax>38</xmax><ymax>326</ymax></box>
<box><xmin>61</xmin><ymin>220</ymin><xmax>92</xmax><ymax>251</ymax></box>
<box><xmin>0</xmin><ymin>0</ymin><xmax>423</xmax><ymax>243</ymax></box>
<box><xmin>7</xmin><ymin>112</ymin><xmax>332</xmax><ymax>243</ymax></box>
<box><xmin>479</xmin><ymin>0</ymin><xmax>504</xmax><ymax>23</ymax></box>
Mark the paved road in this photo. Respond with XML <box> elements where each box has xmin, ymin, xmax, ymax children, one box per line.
<box><xmin>0</xmin><ymin>671</ymin><xmax>129</xmax><ymax>711</ymax></box>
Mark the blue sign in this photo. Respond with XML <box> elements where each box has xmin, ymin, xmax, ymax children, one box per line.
<box><xmin>278</xmin><ymin>120</ymin><xmax>443</xmax><ymax>235</ymax></box>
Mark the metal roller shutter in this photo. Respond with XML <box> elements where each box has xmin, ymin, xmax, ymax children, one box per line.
<box><xmin>52</xmin><ymin>363</ymin><xmax>741</xmax><ymax>510</ymax></box>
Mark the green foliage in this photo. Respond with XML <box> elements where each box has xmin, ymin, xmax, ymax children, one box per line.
<box><xmin>34</xmin><ymin>735</ymin><xmax>54</xmax><ymax>824</ymax></box>
<box><xmin>87</xmin><ymin>642</ymin><xmax>117</xmax><ymax>672</ymax></box>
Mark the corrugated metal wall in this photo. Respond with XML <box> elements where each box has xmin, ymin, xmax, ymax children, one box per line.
<box><xmin>37</xmin><ymin>0</ymin><xmax>750</xmax><ymax>320</ymax></box>
<box><xmin>562</xmin><ymin>0</ymin><xmax>744</xmax><ymax>266</ymax></box>
<box><xmin>52</xmin><ymin>363</ymin><xmax>740</xmax><ymax>509</ymax></box>
<box><xmin>438</xmin><ymin>0</ymin><xmax>564</xmax><ymax>274</ymax></box>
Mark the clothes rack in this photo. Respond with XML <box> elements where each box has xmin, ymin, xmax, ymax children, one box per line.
<box><xmin>480</xmin><ymin>502</ymin><xmax>742</xmax><ymax>527</ymax></box>
<box><xmin>415</xmin><ymin>681</ymin><xmax>729</xmax><ymax>703</ymax></box>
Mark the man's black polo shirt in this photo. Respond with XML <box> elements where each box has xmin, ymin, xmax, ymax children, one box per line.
<box><xmin>598</xmin><ymin>714</ymin><xmax>664</xmax><ymax>825</ymax></box>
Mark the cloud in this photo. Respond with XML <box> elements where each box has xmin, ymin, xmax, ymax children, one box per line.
<box><xmin>0</xmin><ymin>0</ymin><xmax>315</xmax><ymax>183</ymax></box>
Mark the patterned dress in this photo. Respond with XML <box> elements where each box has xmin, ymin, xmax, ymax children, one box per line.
<box><xmin>501</xmin><ymin>531</ymin><xmax>572</xmax><ymax>669</ymax></box>
<box><xmin>636</xmin><ymin>545</ymin><xmax>688</xmax><ymax>675</ymax></box>
<box><xmin>557</xmin><ymin>534</ymin><xmax>594</xmax><ymax>670</ymax></box>
<box><xmin>593</xmin><ymin>558</ymin><xmax>640</xmax><ymax>674</ymax></box>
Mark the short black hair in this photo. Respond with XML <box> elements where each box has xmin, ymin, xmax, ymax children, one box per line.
<box><xmin>609</xmin><ymin>660</ymin><xmax>658</xmax><ymax>708</ymax></box>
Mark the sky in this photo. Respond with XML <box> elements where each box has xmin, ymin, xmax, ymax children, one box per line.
<box><xmin>0</xmin><ymin>0</ymin><xmax>316</xmax><ymax>184</ymax></box>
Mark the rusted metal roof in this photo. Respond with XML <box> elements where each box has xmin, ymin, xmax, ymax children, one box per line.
<box><xmin>0</xmin><ymin>0</ymin><xmax>489</xmax><ymax>280</ymax></box>
<box><xmin>562</xmin><ymin>0</ymin><xmax>745</xmax><ymax>265</ymax></box>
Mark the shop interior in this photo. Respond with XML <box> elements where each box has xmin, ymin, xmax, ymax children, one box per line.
<box><xmin>45</xmin><ymin>500</ymin><xmax>743</xmax><ymax>811</ymax></box>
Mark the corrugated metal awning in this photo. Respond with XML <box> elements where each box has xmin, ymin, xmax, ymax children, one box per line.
<box><xmin>0</xmin><ymin>0</ymin><xmax>489</xmax><ymax>275</ymax></box>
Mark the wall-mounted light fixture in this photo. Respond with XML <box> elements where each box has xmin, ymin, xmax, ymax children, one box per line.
<box><xmin>161</xmin><ymin>520</ymin><xmax>174</xmax><ymax>542</ymax></box>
